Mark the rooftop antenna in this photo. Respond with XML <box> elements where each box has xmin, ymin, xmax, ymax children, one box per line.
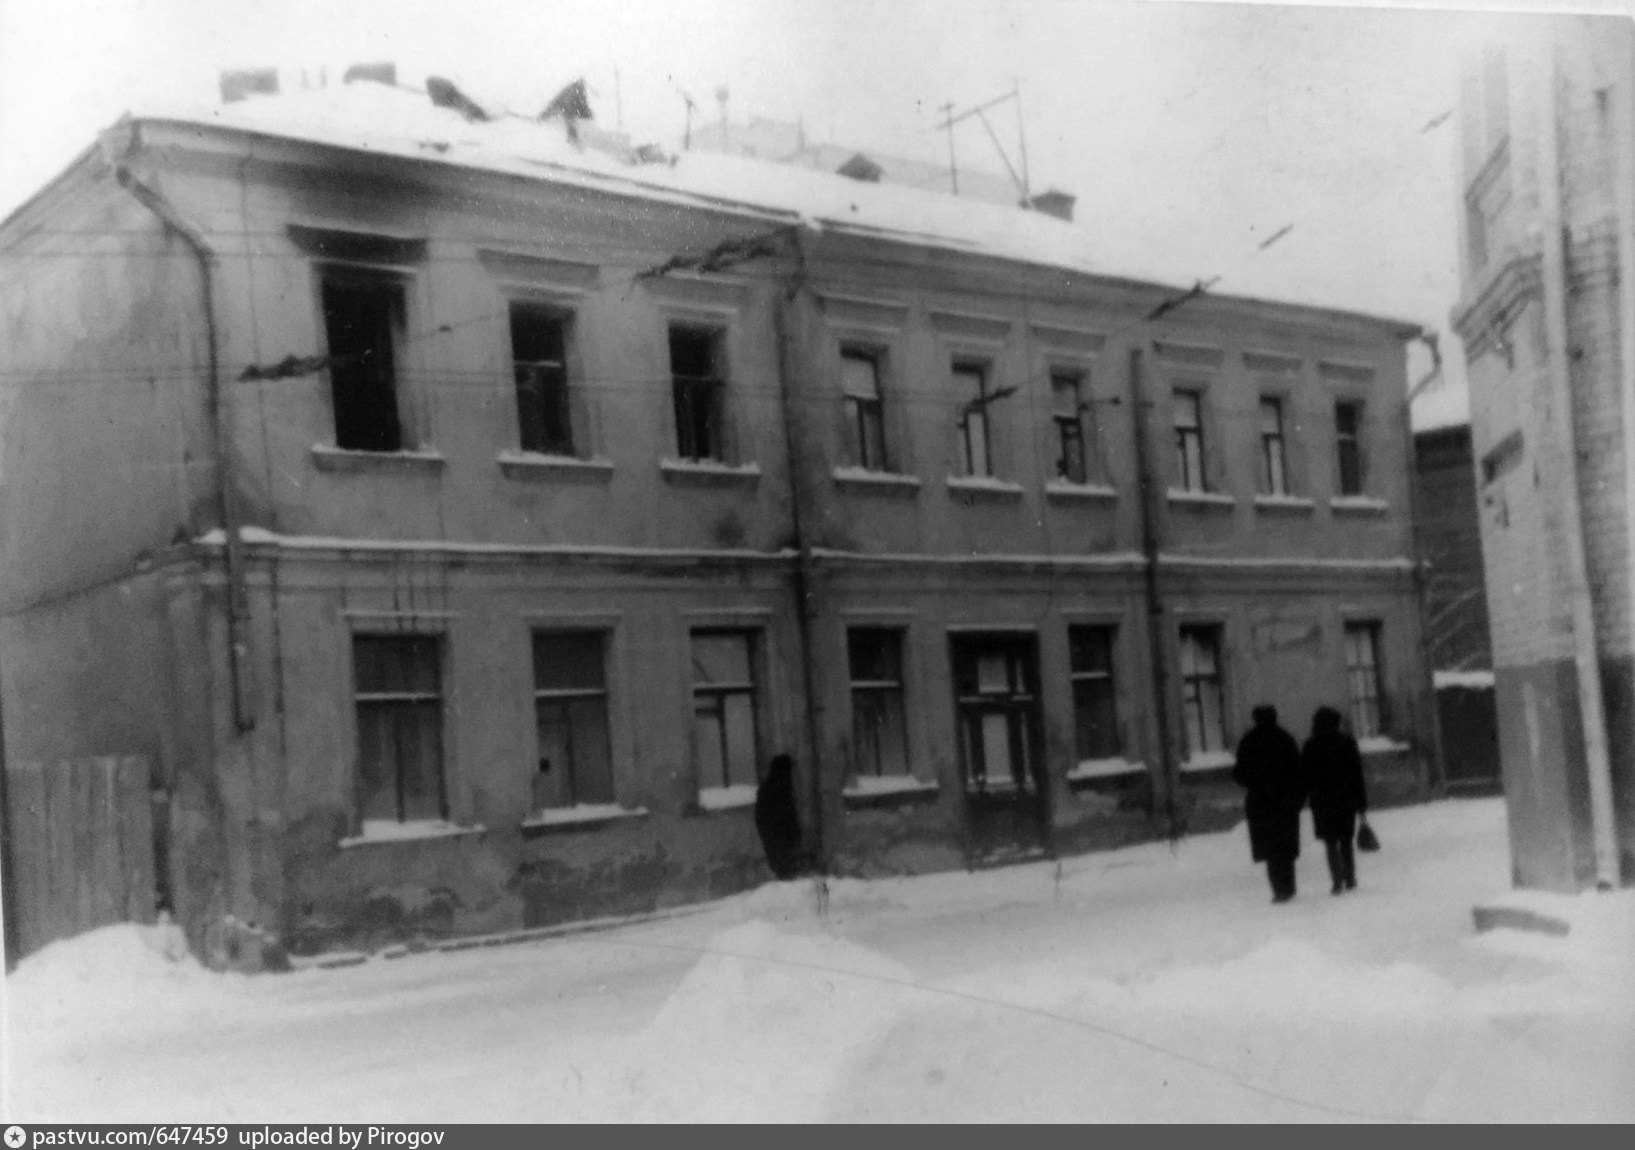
<box><xmin>676</xmin><ymin>85</ymin><xmax>698</xmax><ymax>149</ymax></box>
<box><xmin>715</xmin><ymin>85</ymin><xmax>731</xmax><ymax>151</ymax></box>
<box><xmin>939</xmin><ymin>100</ymin><xmax>959</xmax><ymax>195</ymax></box>
<box><xmin>1012</xmin><ymin>80</ymin><xmax>1031</xmax><ymax>203</ymax></box>
<box><xmin>935</xmin><ymin>87</ymin><xmax>1031</xmax><ymax>204</ymax></box>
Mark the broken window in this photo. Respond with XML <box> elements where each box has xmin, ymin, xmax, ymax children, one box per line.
<box><xmin>531</xmin><ymin>631</ymin><xmax>613</xmax><ymax>810</ymax></box>
<box><xmin>841</xmin><ymin>348</ymin><xmax>888</xmax><ymax>471</ymax></box>
<box><xmin>353</xmin><ymin>634</ymin><xmax>445</xmax><ymax>826</ymax></box>
<box><xmin>1335</xmin><ymin>401</ymin><xmax>1364</xmax><ymax>495</ymax></box>
<box><xmin>1178</xmin><ymin>625</ymin><xmax>1227</xmax><ymax>756</ymax></box>
<box><xmin>1173</xmin><ymin>390</ymin><xmax>1206</xmax><ymax>491</ymax></box>
<box><xmin>1052</xmin><ymin>369</ymin><xmax>1089</xmax><ymax>484</ymax></box>
<box><xmin>1259</xmin><ymin>397</ymin><xmax>1288</xmax><ymax>495</ymax></box>
<box><xmin>321</xmin><ymin>271</ymin><xmax>406</xmax><ymax>452</ymax></box>
<box><xmin>955</xmin><ymin>361</ymin><xmax>993</xmax><ymax>478</ymax></box>
<box><xmin>670</xmin><ymin>325</ymin><xmax>726</xmax><ymax>462</ymax></box>
<box><xmin>511</xmin><ymin>304</ymin><xmax>574</xmax><ymax>456</ymax></box>
<box><xmin>690</xmin><ymin>630</ymin><xmax>759</xmax><ymax>790</ymax></box>
<box><xmin>848</xmin><ymin>628</ymin><xmax>909</xmax><ymax>778</ymax></box>
<box><xmin>1345</xmin><ymin>622</ymin><xmax>1385</xmax><ymax>738</ymax></box>
<box><xmin>1069</xmin><ymin>625</ymin><xmax>1120</xmax><ymax>764</ymax></box>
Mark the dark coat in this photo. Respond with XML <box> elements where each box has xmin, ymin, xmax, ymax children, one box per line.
<box><xmin>755</xmin><ymin>760</ymin><xmax>804</xmax><ymax>880</ymax></box>
<box><xmin>1303</xmin><ymin>725</ymin><xmax>1368</xmax><ymax>843</ymax></box>
<box><xmin>1232</xmin><ymin>719</ymin><xmax>1306</xmax><ymax>862</ymax></box>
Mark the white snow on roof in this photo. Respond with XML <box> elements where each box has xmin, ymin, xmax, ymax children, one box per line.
<box><xmin>1411</xmin><ymin>375</ymin><xmax>1471</xmax><ymax>433</ymax></box>
<box><xmin>127</xmin><ymin>82</ymin><xmax>1407</xmax><ymax>322</ymax></box>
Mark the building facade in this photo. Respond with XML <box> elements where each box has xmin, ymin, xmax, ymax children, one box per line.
<box><xmin>0</xmin><ymin>81</ymin><xmax>1432</xmax><ymax>962</ymax></box>
<box><xmin>1452</xmin><ymin>16</ymin><xmax>1635</xmax><ymax>889</ymax></box>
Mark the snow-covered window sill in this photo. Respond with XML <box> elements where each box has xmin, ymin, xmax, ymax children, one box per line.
<box><xmin>1179</xmin><ymin>751</ymin><xmax>1237</xmax><ymax>773</ymax></box>
<box><xmin>1066</xmin><ymin>758</ymin><xmax>1146</xmax><ymax>783</ymax></box>
<box><xmin>520</xmin><ymin>803</ymin><xmax>648</xmax><ymax>835</ymax></box>
<box><xmin>311</xmin><ymin>445</ymin><xmax>446</xmax><ymax>475</ymax></box>
<box><xmin>692</xmin><ymin>784</ymin><xmax>758</xmax><ymax>812</ymax></box>
<box><xmin>946</xmin><ymin>475</ymin><xmax>1025</xmax><ymax>502</ymax></box>
<box><xmin>1167</xmin><ymin>489</ymin><xmax>1236</xmax><ymax>510</ymax></box>
<box><xmin>498</xmin><ymin>451</ymin><xmax>615</xmax><ymax>483</ymax></box>
<box><xmin>1253</xmin><ymin>494</ymin><xmax>1316</xmax><ymax>514</ymax></box>
<box><xmin>1331</xmin><ymin>496</ymin><xmax>1390</xmax><ymax>515</ymax></box>
<box><xmin>660</xmin><ymin>459</ymin><xmax>762</xmax><ymax>489</ymax></box>
<box><xmin>842</xmin><ymin>776</ymin><xmax>940</xmax><ymax>808</ymax></box>
<box><xmin>832</xmin><ymin>467</ymin><xmax>923</xmax><ymax>495</ymax></box>
<box><xmin>1358</xmin><ymin>736</ymin><xmax>1412</xmax><ymax>755</ymax></box>
<box><xmin>1434</xmin><ymin>670</ymin><xmax>1495</xmax><ymax>690</ymax></box>
<box><xmin>1045</xmin><ymin>480</ymin><xmax>1118</xmax><ymax>503</ymax></box>
<box><xmin>338</xmin><ymin>819</ymin><xmax>485</xmax><ymax>849</ymax></box>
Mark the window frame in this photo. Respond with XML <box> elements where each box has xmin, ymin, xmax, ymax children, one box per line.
<box><xmin>669</xmin><ymin>324</ymin><xmax>729</xmax><ymax>462</ymax></box>
<box><xmin>1259</xmin><ymin>396</ymin><xmax>1289</xmax><ymax>496</ymax></box>
<box><xmin>1344</xmin><ymin>621</ymin><xmax>1386</xmax><ymax>738</ymax></box>
<box><xmin>840</xmin><ymin>346</ymin><xmax>890</xmax><ymax>472</ymax></box>
<box><xmin>319</xmin><ymin>264</ymin><xmax>411</xmax><ymax>453</ymax></box>
<box><xmin>1335</xmin><ymin>401</ymin><xmax>1364</xmax><ymax>496</ymax></box>
<box><xmin>1051</xmin><ymin>367</ymin><xmax>1090</xmax><ymax>484</ymax></box>
<box><xmin>529</xmin><ymin>629</ymin><xmax>615</xmax><ymax>810</ymax></box>
<box><xmin>847</xmin><ymin>627</ymin><xmax>911</xmax><ymax>779</ymax></box>
<box><xmin>1177</xmin><ymin>624</ymin><xmax>1228</xmax><ymax>757</ymax></box>
<box><xmin>1067</xmin><ymin>623</ymin><xmax>1121</xmax><ymax>763</ymax></box>
<box><xmin>954</xmin><ymin>359</ymin><xmax>994</xmax><ymax>478</ymax></box>
<box><xmin>1173</xmin><ymin>389</ymin><xmax>1207</xmax><ymax>492</ymax></box>
<box><xmin>689</xmin><ymin>628</ymin><xmax>762</xmax><ymax>791</ymax></box>
<box><xmin>351</xmin><ymin>632</ymin><xmax>447</xmax><ymax>826</ymax></box>
<box><xmin>509</xmin><ymin>301</ymin><xmax>577</xmax><ymax>457</ymax></box>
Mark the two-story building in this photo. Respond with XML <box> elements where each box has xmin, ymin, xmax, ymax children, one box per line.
<box><xmin>0</xmin><ymin>77</ymin><xmax>1433</xmax><ymax>963</ymax></box>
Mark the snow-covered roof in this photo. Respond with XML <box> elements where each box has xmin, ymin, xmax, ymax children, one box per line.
<box><xmin>120</xmin><ymin>81</ymin><xmax>1415</xmax><ymax>331</ymax></box>
<box><xmin>1410</xmin><ymin>376</ymin><xmax>1471</xmax><ymax>433</ymax></box>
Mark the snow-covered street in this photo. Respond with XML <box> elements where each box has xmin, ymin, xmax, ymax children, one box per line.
<box><xmin>5</xmin><ymin>796</ymin><xmax>1632</xmax><ymax>1123</ymax></box>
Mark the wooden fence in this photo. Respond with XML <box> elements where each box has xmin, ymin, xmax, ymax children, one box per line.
<box><xmin>4</xmin><ymin>755</ymin><xmax>158</xmax><ymax>958</ymax></box>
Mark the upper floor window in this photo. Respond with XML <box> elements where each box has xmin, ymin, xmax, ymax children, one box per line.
<box><xmin>841</xmin><ymin>348</ymin><xmax>889</xmax><ymax>471</ymax></box>
<box><xmin>669</xmin><ymin>325</ymin><xmax>726</xmax><ymax>462</ymax></box>
<box><xmin>1173</xmin><ymin>390</ymin><xmax>1207</xmax><ymax>491</ymax></box>
<box><xmin>1052</xmin><ymin>369</ymin><xmax>1089</xmax><ymax>484</ymax></box>
<box><xmin>353</xmin><ymin>634</ymin><xmax>445</xmax><ymax>827</ymax></box>
<box><xmin>1335</xmin><ymin>402</ymin><xmax>1364</xmax><ymax>496</ymax></box>
<box><xmin>531</xmin><ymin>631</ymin><xmax>613</xmax><ymax>810</ymax></box>
<box><xmin>510</xmin><ymin>304</ymin><xmax>574</xmax><ymax>456</ymax></box>
<box><xmin>321</xmin><ymin>270</ymin><xmax>406</xmax><ymax>452</ymax></box>
<box><xmin>1259</xmin><ymin>397</ymin><xmax>1288</xmax><ymax>495</ymax></box>
<box><xmin>847</xmin><ymin>628</ymin><xmax>909</xmax><ymax>778</ymax></box>
<box><xmin>954</xmin><ymin>361</ymin><xmax>994</xmax><ymax>478</ymax></box>
<box><xmin>1344</xmin><ymin>622</ymin><xmax>1385</xmax><ymax>738</ymax></box>
<box><xmin>1178</xmin><ymin>625</ymin><xmax>1227</xmax><ymax>757</ymax></box>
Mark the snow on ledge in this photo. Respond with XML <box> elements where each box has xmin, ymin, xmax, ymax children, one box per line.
<box><xmin>521</xmin><ymin>803</ymin><xmax>648</xmax><ymax>829</ymax></box>
<box><xmin>832</xmin><ymin>466</ymin><xmax>923</xmax><ymax>490</ymax></box>
<box><xmin>1167</xmin><ymin>489</ymin><xmax>1237</xmax><ymax>507</ymax></box>
<box><xmin>1253</xmin><ymin>494</ymin><xmax>1316</xmax><ymax>510</ymax></box>
<box><xmin>1331</xmin><ymin>495</ymin><xmax>1390</xmax><ymax>514</ymax></box>
<box><xmin>945</xmin><ymin>475</ymin><xmax>1026</xmax><ymax>497</ymax></box>
<box><xmin>842</xmin><ymin>775</ymin><xmax>940</xmax><ymax>798</ymax></box>
<box><xmin>338</xmin><ymin>819</ymin><xmax>485</xmax><ymax>848</ymax></box>
<box><xmin>659</xmin><ymin>458</ymin><xmax>762</xmax><ymax>477</ymax></box>
<box><xmin>1180</xmin><ymin>750</ymin><xmax>1237</xmax><ymax>773</ymax></box>
<box><xmin>696</xmin><ymin>784</ymin><xmax>758</xmax><ymax>811</ymax></box>
<box><xmin>1067</xmin><ymin>757</ymin><xmax>1146</xmax><ymax>781</ymax></box>
<box><xmin>1358</xmin><ymin>736</ymin><xmax>1412</xmax><ymax>755</ymax></box>
<box><xmin>1435</xmin><ymin>670</ymin><xmax>1495</xmax><ymax>689</ymax></box>
<box><xmin>1045</xmin><ymin>479</ymin><xmax>1118</xmax><ymax>501</ymax></box>
<box><xmin>497</xmin><ymin>450</ymin><xmax>615</xmax><ymax>473</ymax></box>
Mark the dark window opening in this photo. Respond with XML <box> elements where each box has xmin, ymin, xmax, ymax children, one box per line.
<box><xmin>1336</xmin><ymin>402</ymin><xmax>1364</xmax><ymax>495</ymax></box>
<box><xmin>322</xmin><ymin>272</ymin><xmax>406</xmax><ymax>452</ymax></box>
<box><xmin>511</xmin><ymin>305</ymin><xmax>574</xmax><ymax>456</ymax></box>
<box><xmin>842</xmin><ymin>348</ymin><xmax>889</xmax><ymax>471</ymax></box>
<box><xmin>670</xmin><ymin>326</ymin><xmax>725</xmax><ymax>461</ymax></box>
<box><xmin>353</xmin><ymin>634</ymin><xmax>445</xmax><ymax>825</ymax></box>
<box><xmin>1345</xmin><ymin>622</ymin><xmax>1385</xmax><ymax>738</ymax></box>
<box><xmin>1259</xmin><ymin>397</ymin><xmax>1288</xmax><ymax>495</ymax></box>
<box><xmin>1069</xmin><ymin>625</ymin><xmax>1120</xmax><ymax>763</ymax></box>
<box><xmin>1052</xmin><ymin>370</ymin><xmax>1088</xmax><ymax>484</ymax></box>
<box><xmin>690</xmin><ymin>630</ymin><xmax>759</xmax><ymax>789</ymax></box>
<box><xmin>955</xmin><ymin>361</ymin><xmax>992</xmax><ymax>478</ymax></box>
<box><xmin>531</xmin><ymin>631</ymin><xmax>613</xmax><ymax>809</ymax></box>
<box><xmin>1174</xmin><ymin>390</ymin><xmax>1206</xmax><ymax>491</ymax></box>
<box><xmin>848</xmin><ymin>628</ymin><xmax>909</xmax><ymax>778</ymax></box>
<box><xmin>1178</xmin><ymin>625</ymin><xmax>1227</xmax><ymax>756</ymax></box>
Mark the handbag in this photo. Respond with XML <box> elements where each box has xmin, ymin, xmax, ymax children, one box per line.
<box><xmin>1356</xmin><ymin>817</ymin><xmax>1380</xmax><ymax>852</ymax></box>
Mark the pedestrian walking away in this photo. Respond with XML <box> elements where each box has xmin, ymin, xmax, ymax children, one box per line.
<box><xmin>755</xmin><ymin>752</ymin><xmax>806</xmax><ymax>881</ymax></box>
<box><xmin>1232</xmin><ymin>704</ymin><xmax>1307</xmax><ymax>902</ymax></box>
<box><xmin>1302</xmin><ymin>705</ymin><xmax>1369</xmax><ymax>894</ymax></box>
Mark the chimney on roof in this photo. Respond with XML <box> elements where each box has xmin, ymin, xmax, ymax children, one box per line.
<box><xmin>837</xmin><ymin>153</ymin><xmax>884</xmax><ymax>183</ymax></box>
<box><xmin>220</xmin><ymin>67</ymin><xmax>279</xmax><ymax>104</ymax></box>
<box><xmin>343</xmin><ymin>62</ymin><xmax>397</xmax><ymax>86</ymax></box>
<box><xmin>426</xmin><ymin>76</ymin><xmax>490</xmax><ymax>122</ymax></box>
<box><xmin>1026</xmin><ymin>188</ymin><xmax>1076</xmax><ymax>222</ymax></box>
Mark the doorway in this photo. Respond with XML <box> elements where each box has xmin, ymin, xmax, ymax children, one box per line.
<box><xmin>950</xmin><ymin>632</ymin><xmax>1051</xmax><ymax>866</ymax></box>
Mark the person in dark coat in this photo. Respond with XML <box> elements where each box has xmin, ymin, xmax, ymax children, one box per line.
<box><xmin>755</xmin><ymin>753</ymin><xmax>805</xmax><ymax>880</ymax></box>
<box><xmin>1302</xmin><ymin>706</ymin><xmax>1369</xmax><ymax>895</ymax></box>
<box><xmin>1231</xmin><ymin>704</ymin><xmax>1306</xmax><ymax>902</ymax></box>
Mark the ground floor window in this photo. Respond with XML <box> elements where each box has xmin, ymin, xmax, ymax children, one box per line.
<box><xmin>690</xmin><ymin>630</ymin><xmax>760</xmax><ymax>789</ymax></box>
<box><xmin>848</xmin><ymin>628</ymin><xmax>910</xmax><ymax>778</ymax></box>
<box><xmin>952</xmin><ymin>635</ymin><xmax>1040</xmax><ymax>794</ymax></box>
<box><xmin>531</xmin><ymin>630</ymin><xmax>613</xmax><ymax>809</ymax></box>
<box><xmin>1069</xmin><ymin>624</ymin><xmax>1120</xmax><ymax>763</ymax></box>
<box><xmin>353</xmin><ymin>634</ymin><xmax>446</xmax><ymax>824</ymax></box>
<box><xmin>1178</xmin><ymin>625</ymin><xmax>1227</xmax><ymax>756</ymax></box>
<box><xmin>1345</xmin><ymin>621</ymin><xmax>1385</xmax><ymax>737</ymax></box>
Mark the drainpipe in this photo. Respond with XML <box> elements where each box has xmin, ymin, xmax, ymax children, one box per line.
<box><xmin>1616</xmin><ymin>23</ymin><xmax>1635</xmax><ymax>877</ymax></box>
<box><xmin>1128</xmin><ymin>347</ymin><xmax>1179</xmax><ymax>837</ymax></box>
<box><xmin>1402</xmin><ymin>340</ymin><xmax>1448</xmax><ymax>792</ymax></box>
<box><xmin>1536</xmin><ymin>43</ymin><xmax>1621</xmax><ymax>889</ymax></box>
<box><xmin>100</xmin><ymin>127</ymin><xmax>255</xmax><ymax>734</ymax></box>
<box><xmin>772</xmin><ymin>228</ymin><xmax>827</xmax><ymax>872</ymax></box>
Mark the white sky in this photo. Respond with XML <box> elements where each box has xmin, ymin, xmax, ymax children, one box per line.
<box><xmin>0</xmin><ymin>0</ymin><xmax>1622</xmax><ymax>374</ymax></box>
